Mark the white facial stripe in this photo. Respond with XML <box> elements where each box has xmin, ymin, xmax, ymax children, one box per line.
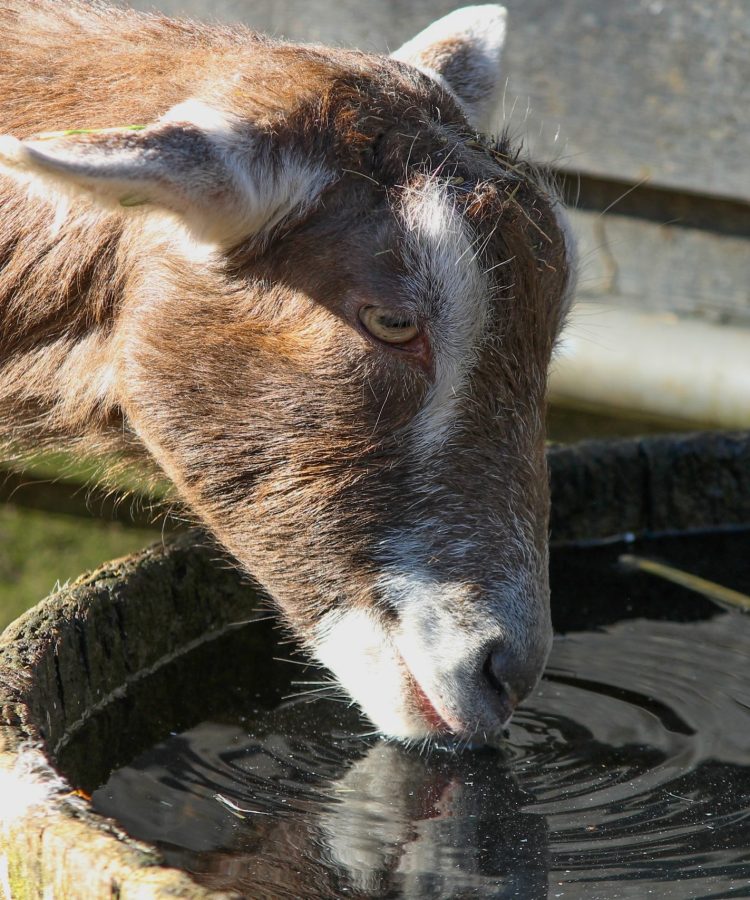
<box><xmin>401</xmin><ymin>180</ymin><xmax>488</xmax><ymax>456</ymax></box>
<box><xmin>313</xmin><ymin>608</ymin><xmax>428</xmax><ymax>738</ymax></box>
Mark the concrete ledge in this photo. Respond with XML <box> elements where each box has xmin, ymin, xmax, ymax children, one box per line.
<box><xmin>551</xmin><ymin>305</ymin><xmax>750</xmax><ymax>428</ymax></box>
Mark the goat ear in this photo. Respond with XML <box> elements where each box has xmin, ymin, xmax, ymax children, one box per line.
<box><xmin>0</xmin><ymin>100</ymin><xmax>331</xmax><ymax>246</ymax></box>
<box><xmin>391</xmin><ymin>5</ymin><xmax>507</xmax><ymax>133</ymax></box>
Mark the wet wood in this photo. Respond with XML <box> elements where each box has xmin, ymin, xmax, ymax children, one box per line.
<box><xmin>0</xmin><ymin>535</ymin><xmax>266</xmax><ymax>899</ymax></box>
<box><xmin>547</xmin><ymin>431</ymin><xmax>750</xmax><ymax>543</ymax></box>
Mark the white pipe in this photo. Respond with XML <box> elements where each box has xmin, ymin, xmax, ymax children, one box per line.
<box><xmin>549</xmin><ymin>303</ymin><xmax>750</xmax><ymax>429</ymax></box>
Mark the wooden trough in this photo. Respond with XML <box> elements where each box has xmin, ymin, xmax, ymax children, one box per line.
<box><xmin>1</xmin><ymin>432</ymin><xmax>749</xmax><ymax>899</ymax></box>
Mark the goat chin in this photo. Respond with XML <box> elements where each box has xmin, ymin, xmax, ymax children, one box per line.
<box><xmin>312</xmin><ymin>599</ymin><xmax>551</xmax><ymax>743</ymax></box>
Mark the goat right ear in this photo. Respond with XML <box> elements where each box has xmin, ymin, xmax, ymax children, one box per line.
<box><xmin>0</xmin><ymin>100</ymin><xmax>332</xmax><ymax>246</ymax></box>
<box><xmin>391</xmin><ymin>5</ymin><xmax>507</xmax><ymax>133</ymax></box>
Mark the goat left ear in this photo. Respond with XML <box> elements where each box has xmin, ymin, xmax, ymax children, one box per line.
<box><xmin>391</xmin><ymin>5</ymin><xmax>507</xmax><ymax>133</ymax></box>
<box><xmin>0</xmin><ymin>100</ymin><xmax>331</xmax><ymax>247</ymax></box>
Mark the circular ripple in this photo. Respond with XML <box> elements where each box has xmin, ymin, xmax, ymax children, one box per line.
<box><xmin>512</xmin><ymin>614</ymin><xmax>750</xmax><ymax>899</ymax></box>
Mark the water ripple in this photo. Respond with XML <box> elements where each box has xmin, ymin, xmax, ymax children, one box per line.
<box><xmin>93</xmin><ymin>535</ymin><xmax>750</xmax><ymax>899</ymax></box>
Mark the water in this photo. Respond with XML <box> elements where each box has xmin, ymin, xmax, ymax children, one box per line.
<box><xmin>91</xmin><ymin>530</ymin><xmax>750</xmax><ymax>898</ymax></box>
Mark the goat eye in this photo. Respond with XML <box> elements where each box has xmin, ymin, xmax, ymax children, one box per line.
<box><xmin>359</xmin><ymin>306</ymin><xmax>419</xmax><ymax>345</ymax></box>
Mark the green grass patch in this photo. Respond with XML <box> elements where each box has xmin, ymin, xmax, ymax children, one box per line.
<box><xmin>4</xmin><ymin>449</ymin><xmax>169</xmax><ymax>498</ymax></box>
<box><xmin>0</xmin><ymin>504</ymin><xmax>159</xmax><ymax>632</ymax></box>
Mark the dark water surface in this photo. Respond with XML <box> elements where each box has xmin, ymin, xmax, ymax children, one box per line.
<box><xmin>92</xmin><ymin>531</ymin><xmax>750</xmax><ymax>898</ymax></box>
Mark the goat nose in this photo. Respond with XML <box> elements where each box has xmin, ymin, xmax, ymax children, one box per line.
<box><xmin>482</xmin><ymin>645</ymin><xmax>538</xmax><ymax>719</ymax></box>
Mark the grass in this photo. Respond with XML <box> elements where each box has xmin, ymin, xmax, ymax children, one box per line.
<box><xmin>0</xmin><ymin>448</ymin><xmax>167</xmax><ymax>632</ymax></box>
<box><xmin>4</xmin><ymin>448</ymin><xmax>170</xmax><ymax>497</ymax></box>
<box><xmin>0</xmin><ymin>503</ymin><xmax>160</xmax><ymax>632</ymax></box>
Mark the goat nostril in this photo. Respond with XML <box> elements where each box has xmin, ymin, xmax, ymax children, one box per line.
<box><xmin>483</xmin><ymin>650</ymin><xmax>511</xmax><ymax>703</ymax></box>
<box><xmin>483</xmin><ymin>648</ymin><xmax>528</xmax><ymax>719</ymax></box>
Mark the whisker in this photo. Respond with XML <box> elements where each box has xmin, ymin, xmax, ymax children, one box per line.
<box><xmin>272</xmin><ymin>656</ymin><xmax>316</xmax><ymax>667</ymax></box>
<box><xmin>598</xmin><ymin>175</ymin><xmax>651</xmax><ymax>218</ymax></box>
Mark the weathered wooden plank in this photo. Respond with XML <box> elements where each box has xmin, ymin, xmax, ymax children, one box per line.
<box><xmin>570</xmin><ymin>209</ymin><xmax>750</xmax><ymax>323</ymax></box>
<box><xmin>122</xmin><ymin>0</ymin><xmax>750</xmax><ymax>203</ymax></box>
<box><xmin>498</xmin><ymin>0</ymin><xmax>750</xmax><ymax>205</ymax></box>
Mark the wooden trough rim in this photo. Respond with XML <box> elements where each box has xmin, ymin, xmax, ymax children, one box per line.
<box><xmin>0</xmin><ymin>537</ymin><xmax>242</xmax><ymax>899</ymax></box>
<box><xmin>2</xmin><ymin>431</ymin><xmax>750</xmax><ymax>899</ymax></box>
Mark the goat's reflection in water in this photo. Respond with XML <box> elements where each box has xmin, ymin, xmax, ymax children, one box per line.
<box><xmin>314</xmin><ymin>742</ymin><xmax>548</xmax><ymax>899</ymax></box>
<box><xmin>94</xmin><ymin>718</ymin><xmax>549</xmax><ymax>898</ymax></box>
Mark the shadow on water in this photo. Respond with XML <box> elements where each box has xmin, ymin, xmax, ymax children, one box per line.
<box><xmin>70</xmin><ymin>529</ymin><xmax>750</xmax><ymax>899</ymax></box>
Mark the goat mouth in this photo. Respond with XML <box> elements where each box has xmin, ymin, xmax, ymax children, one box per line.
<box><xmin>399</xmin><ymin>660</ymin><xmax>455</xmax><ymax>734</ymax></box>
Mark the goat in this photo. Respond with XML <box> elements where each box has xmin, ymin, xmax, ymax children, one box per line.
<box><xmin>0</xmin><ymin>1</ymin><xmax>574</xmax><ymax>743</ymax></box>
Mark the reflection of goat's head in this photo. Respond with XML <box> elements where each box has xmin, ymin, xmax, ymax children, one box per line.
<box><xmin>95</xmin><ymin>721</ymin><xmax>549</xmax><ymax>897</ymax></box>
<box><xmin>0</xmin><ymin>4</ymin><xmax>574</xmax><ymax>741</ymax></box>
